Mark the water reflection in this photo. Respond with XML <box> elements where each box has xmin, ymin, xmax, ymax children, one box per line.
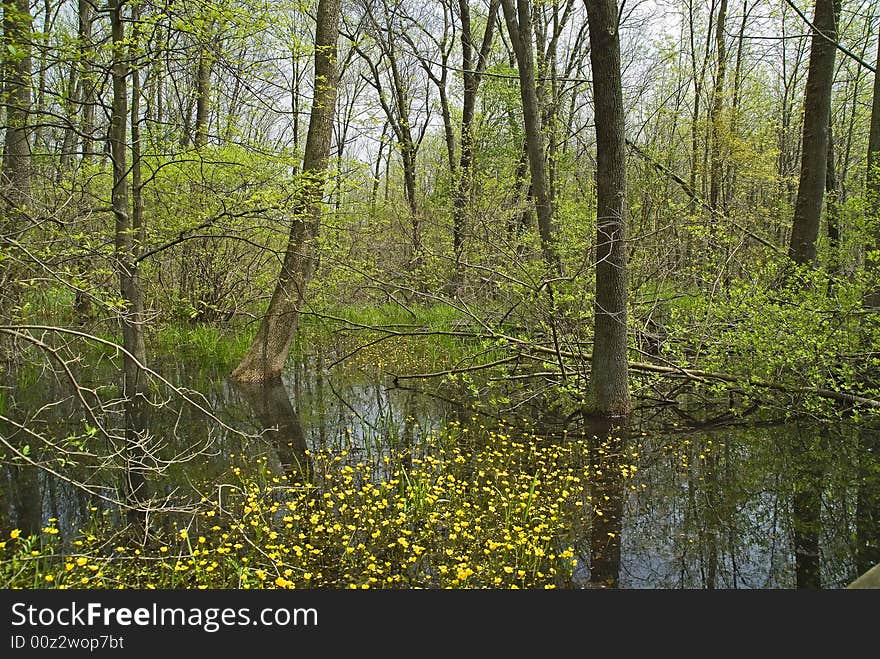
<box><xmin>1</xmin><ymin>352</ymin><xmax>879</xmax><ymax>589</ymax></box>
<box><xmin>584</xmin><ymin>417</ymin><xmax>625</xmax><ymax>589</ymax></box>
<box><xmin>856</xmin><ymin>424</ymin><xmax>880</xmax><ymax>576</ymax></box>
<box><xmin>790</xmin><ymin>423</ymin><xmax>823</xmax><ymax>589</ymax></box>
<box><xmin>234</xmin><ymin>378</ymin><xmax>310</xmax><ymax>480</ymax></box>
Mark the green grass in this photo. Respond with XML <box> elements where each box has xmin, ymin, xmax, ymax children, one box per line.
<box><xmin>150</xmin><ymin>324</ymin><xmax>256</xmax><ymax>371</ymax></box>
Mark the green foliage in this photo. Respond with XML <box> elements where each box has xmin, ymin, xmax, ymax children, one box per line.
<box><xmin>658</xmin><ymin>257</ymin><xmax>874</xmax><ymax>415</ymax></box>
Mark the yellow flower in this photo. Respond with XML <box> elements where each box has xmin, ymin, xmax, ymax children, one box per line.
<box><xmin>179</xmin><ymin>529</ymin><xmax>188</xmax><ymax>540</ymax></box>
<box><xmin>44</xmin><ymin>574</ymin><xmax>54</xmax><ymax>582</ymax></box>
<box><xmin>159</xmin><ymin>546</ymin><xmax>168</xmax><ymax>553</ymax></box>
<box><xmin>75</xmin><ymin>557</ymin><xmax>88</xmax><ymax>567</ymax></box>
<box><xmin>10</xmin><ymin>529</ymin><xmax>21</xmax><ymax>539</ymax></box>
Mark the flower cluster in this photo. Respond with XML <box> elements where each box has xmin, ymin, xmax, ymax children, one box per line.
<box><xmin>1</xmin><ymin>424</ymin><xmax>643</xmax><ymax>589</ymax></box>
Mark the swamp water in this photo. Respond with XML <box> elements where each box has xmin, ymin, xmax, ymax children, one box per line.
<box><xmin>1</xmin><ymin>346</ymin><xmax>878</xmax><ymax>589</ymax></box>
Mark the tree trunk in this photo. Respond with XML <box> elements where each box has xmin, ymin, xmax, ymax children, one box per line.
<box><xmin>789</xmin><ymin>0</ymin><xmax>837</xmax><ymax>266</ymax></box>
<box><xmin>79</xmin><ymin>0</ymin><xmax>95</xmax><ymax>164</ymax></box>
<box><xmin>371</xmin><ymin>122</ymin><xmax>388</xmax><ymax>215</ymax></box>
<box><xmin>231</xmin><ymin>0</ymin><xmax>341</xmax><ymax>383</ymax></box>
<box><xmin>709</xmin><ymin>0</ymin><xmax>728</xmax><ymax>212</ymax></box>
<box><xmin>388</xmin><ymin>54</ymin><xmax>421</xmax><ymax>260</ymax></box>
<box><xmin>865</xmin><ymin>26</ymin><xmax>880</xmax><ymax>309</ymax></box>
<box><xmin>1</xmin><ymin>0</ymin><xmax>33</xmax><ymax>210</ymax></box>
<box><xmin>501</xmin><ymin>0</ymin><xmax>560</xmax><ymax>270</ymax></box>
<box><xmin>452</xmin><ymin>0</ymin><xmax>499</xmax><ymax>287</ymax></box>
<box><xmin>72</xmin><ymin>0</ymin><xmax>95</xmax><ymax>323</ymax></box>
<box><xmin>686</xmin><ymin>0</ymin><xmax>710</xmax><ymax>218</ymax></box>
<box><xmin>194</xmin><ymin>43</ymin><xmax>212</xmax><ymax>148</ymax></box>
<box><xmin>110</xmin><ymin>0</ymin><xmax>149</xmax><ymax>512</ymax></box>
<box><xmin>33</xmin><ymin>0</ymin><xmax>51</xmax><ymax>153</ymax></box>
<box><xmin>585</xmin><ymin>0</ymin><xmax>631</xmax><ymax>417</ymax></box>
<box><xmin>59</xmin><ymin>33</ymin><xmax>80</xmax><ymax>172</ymax></box>
<box><xmin>726</xmin><ymin>0</ymin><xmax>751</xmax><ymax>213</ymax></box>
<box><xmin>825</xmin><ymin>119</ymin><xmax>839</xmax><ymax>289</ymax></box>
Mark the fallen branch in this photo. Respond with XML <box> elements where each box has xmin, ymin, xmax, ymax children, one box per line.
<box><xmin>390</xmin><ymin>341</ymin><xmax>880</xmax><ymax>410</ymax></box>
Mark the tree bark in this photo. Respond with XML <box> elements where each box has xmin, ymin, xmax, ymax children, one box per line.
<box><xmin>585</xmin><ymin>0</ymin><xmax>631</xmax><ymax>417</ymax></box>
<box><xmin>79</xmin><ymin>0</ymin><xmax>95</xmax><ymax>164</ymax></box>
<box><xmin>452</xmin><ymin>0</ymin><xmax>500</xmax><ymax>286</ymax></box>
<box><xmin>825</xmin><ymin>119</ymin><xmax>839</xmax><ymax>289</ymax></box>
<box><xmin>865</xmin><ymin>26</ymin><xmax>880</xmax><ymax>309</ymax></box>
<box><xmin>501</xmin><ymin>0</ymin><xmax>560</xmax><ymax>270</ymax></box>
<box><xmin>1</xmin><ymin>0</ymin><xmax>33</xmax><ymax>209</ymax></box>
<box><xmin>110</xmin><ymin>0</ymin><xmax>149</xmax><ymax>512</ymax></box>
<box><xmin>194</xmin><ymin>42</ymin><xmax>212</xmax><ymax>148</ymax></box>
<box><xmin>709</xmin><ymin>0</ymin><xmax>728</xmax><ymax>212</ymax></box>
<box><xmin>789</xmin><ymin>0</ymin><xmax>837</xmax><ymax>266</ymax></box>
<box><xmin>0</xmin><ymin>0</ymin><xmax>32</xmax><ymax>313</ymax></box>
<box><xmin>231</xmin><ymin>0</ymin><xmax>341</xmax><ymax>382</ymax></box>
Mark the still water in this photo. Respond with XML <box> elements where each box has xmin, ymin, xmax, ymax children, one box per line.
<box><xmin>1</xmin><ymin>347</ymin><xmax>878</xmax><ymax>589</ymax></box>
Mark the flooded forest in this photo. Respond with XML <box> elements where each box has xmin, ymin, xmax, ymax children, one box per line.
<box><xmin>1</xmin><ymin>0</ymin><xmax>879</xmax><ymax>589</ymax></box>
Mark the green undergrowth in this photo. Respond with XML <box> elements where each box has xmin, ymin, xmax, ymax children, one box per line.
<box><xmin>150</xmin><ymin>323</ymin><xmax>256</xmax><ymax>371</ymax></box>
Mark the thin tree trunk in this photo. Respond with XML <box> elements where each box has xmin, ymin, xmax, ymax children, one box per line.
<box><xmin>452</xmin><ymin>0</ymin><xmax>500</xmax><ymax>287</ymax></box>
<box><xmin>865</xmin><ymin>26</ymin><xmax>880</xmax><ymax>309</ymax></box>
<box><xmin>194</xmin><ymin>42</ymin><xmax>212</xmax><ymax>148</ymax></box>
<box><xmin>34</xmin><ymin>0</ymin><xmax>52</xmax><ymax>152</ymax></box>
<box><xmin>726</xmin><ymin>0</ymin><xmax>750</xmax><ymax>211</ymax></box>
<box><xmin>2</xmin><ymin>0</ymin><xmax>33</xmax><ymax>209</ymax></box>
<box><xmin>58</xmin><ymin>58</ymin><xmax>79</xmax><ymax>172</ymax></box>
<box><xmin>1</xmin><ymin>0</ymin><xmax>33</xmax><ymax>314</ymax></box>
<box><xmin>709</xmin><ymin>0</ymin><xmax>728</xmax><ymax>212</ymax></box>
<box><xmin>231</xmin><ymin>0</ymin><xmax>341</xmax><ymax>383</ymax></box>
<box><xmin>131</xmin><ymin>9</ymin><xmax>145</xmax><ymax>251</ymax></box>
<box><xmin>110</xmin><ymin>0</ymin><xmax>148</xmax><ymax>513</ymax></box>
<box><xmin>585</xmin><ymin>0</ymin><xmax>631</xmax><ymax>417</ymax></box>
<box><xmin>371</xmin><ymin>121</ymin><xmax>388</xmax><ymax>215</ymax></box>
<box><xmin>291</xmin><ymin>48</ymin><xmax>301</xmax><ymax>172</ymax></box>
<box><xmin>501</xmin><ymin>0</ymin><xmax>560</xmax><ymax>270</ymax></box>
<box><xmin>789</xmin><ymin>0</ymin><xmax>837</xmax><ymax>266</ymax></box>
<box><xmin>60</xmin><ymin>0</ymin><xmax>85</xmax><ymax>172</ymax></box>
<box><xmin>389</xmin><ymin>55</ymin><xmax>421</xmax><ymax>258</ymax></box>
<box><xmin>79</xmin><ymin>0</ymin><xmax>95</xmax><ymax>164</ymax></box>
<box><xmin>825</xmin><ymin>119</ymin><xmax>839</xmax><ymax>290</ymax></box>
<box><xmin>72</xmin><ymin>0</ymin><xmax>94</xmax><ymax>323</ymax></box>
<box><xmin>687</xmin><ymin>0</ymin><xmax>713</xmax><ymax>217</ymax></box>
<box><xmin>507</xmin><ymin>138</ymin><xmax>532</xmax><ymax>238</ymax></box>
